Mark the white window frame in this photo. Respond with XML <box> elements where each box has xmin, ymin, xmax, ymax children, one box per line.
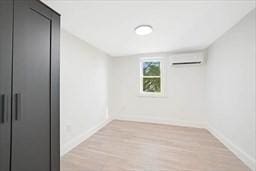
<box><xmin>139</xmin><ymin>57</ymin><xmax>166</xmax><ymax>97</ymax></box>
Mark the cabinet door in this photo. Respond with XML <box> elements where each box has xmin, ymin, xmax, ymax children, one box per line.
<box><xmin>12</xmin><ymin>1</ymin><xmax>60</xmax><ymax>171</ymax></box>
<box><xmin>0</xmin><ymin>0</ymin><xmax>13</xmax><ymax>171</ymax></box>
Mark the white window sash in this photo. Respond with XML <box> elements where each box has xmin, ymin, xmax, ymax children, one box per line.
<box><xmin>139</xmin><ymin>58</ymin><xmax>166</xmax><ymax>97</ymax></box>
<box><xmin>142</xmin><ymin>76</ymin><xmax>161</xmax><ymax>78</ymax></box>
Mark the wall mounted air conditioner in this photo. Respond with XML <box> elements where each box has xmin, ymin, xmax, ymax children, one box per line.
<box><xmin>169</xmin><ymin>51</ymin><xmax>206</xmax><ymax>66</ymax></box>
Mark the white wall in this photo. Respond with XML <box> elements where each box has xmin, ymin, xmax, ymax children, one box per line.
<box><xmin>206</xmin><ymin>9</ymin><xmax>256</xmax><ymax>169</ymax></box>
<box><xmin>109</xmin><ymin>52</ymin><xmax>207</xmax><ymax>128</ymax></box>
<box><xmin>59</xmin><ymin>9</ymin><xmax>255</xmax><ymax>170</ymax></box>
<box><xmin>60</xmin><ymin>30</ymin><xmax>110</xmax><ymax>155</ymax></box>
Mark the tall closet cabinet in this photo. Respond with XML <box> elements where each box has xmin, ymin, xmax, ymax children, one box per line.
<box><xmin>0</xmin><ymin>0</ymin><xmax>60</xmax><ymax>171</ymax></box>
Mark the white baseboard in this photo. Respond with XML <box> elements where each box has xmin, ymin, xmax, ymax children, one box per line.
<box><xmin>208</xmin><ymin>126</ymin><xmax>256</xmax><ymax>171</ymax></box>
<box><xmin>60</xmin><ymin>118</ymin><xmax>112</xmax><ymax>157</ymax></box>
<box><xmin>113</xmin><ymin>115</ymin><xmax>207</xmax><ymax>129</ymax></box>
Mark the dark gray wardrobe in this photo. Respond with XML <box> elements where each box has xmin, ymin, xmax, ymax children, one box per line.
<box><xmin>0</xmin><ymin>0</ymin><xmax>60</xmax><ymax>171</ymax></box>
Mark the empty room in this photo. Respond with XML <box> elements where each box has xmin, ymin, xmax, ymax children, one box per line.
<box><xmin>0</xmin><ymin>0</ymin><xmax>255</xmax><ymax>171</ymax></box>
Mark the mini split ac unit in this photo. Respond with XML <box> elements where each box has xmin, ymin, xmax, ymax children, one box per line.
<box><xmin>169</xmin><ymin>51</ymin><xmax>206</xmax><ymax>66</ymax></box>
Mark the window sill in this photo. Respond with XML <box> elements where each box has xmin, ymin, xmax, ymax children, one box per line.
<box><xmin>138</xmin><ymin>92</ymin><xmax>167</xmax><ymax>98</ymax></box>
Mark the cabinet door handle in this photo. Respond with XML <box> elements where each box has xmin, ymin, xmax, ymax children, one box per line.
<box><xmin>15</xmin><ymin>93</ymin><xmax>22</xmax><ymax>121</ymax></box>
<box><xmin>0</xmin><ymin>94</ymin><xmax>7</xmax><ymax>123</ymax></box>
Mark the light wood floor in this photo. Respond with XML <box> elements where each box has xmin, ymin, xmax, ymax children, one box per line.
<box><xmin>61</xmin><ymin>120</ymin><xmax>250</xmax><ymax>171</ymax></box>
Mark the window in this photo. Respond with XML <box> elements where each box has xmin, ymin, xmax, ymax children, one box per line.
<box><xmin>140</xmin><ymin>58</ymin><xmax>165</xmax><ymax>96</ymax></box>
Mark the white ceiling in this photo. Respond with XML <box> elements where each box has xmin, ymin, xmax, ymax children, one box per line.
<box><xmin>43</xmin><ymin>0</ymin><xmax>255</xmax><ymax>56</ymax></box>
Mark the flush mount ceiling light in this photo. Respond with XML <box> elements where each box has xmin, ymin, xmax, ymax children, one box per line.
<box><xmin>135</xmin><ymin>25</ymin><xmax>153</xmax><ymax>36</ymax></box>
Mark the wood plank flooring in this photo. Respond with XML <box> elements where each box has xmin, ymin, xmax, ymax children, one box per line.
<box><xmin>61</xmin><ymin>120</ymin><xmax>250</xmax><ymax>171</ymax></box>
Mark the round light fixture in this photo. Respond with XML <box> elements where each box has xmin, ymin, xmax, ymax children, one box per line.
<box><xmin>135</xmin><ymin>25</ymin><xmax>153</xmax><ymax>36</ymax></box>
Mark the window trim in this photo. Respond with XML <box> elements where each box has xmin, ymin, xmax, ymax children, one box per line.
<box><xmin>139</xmin><ymin>57</ymin><xmax>166</xmax><ymax>97</ymax></box>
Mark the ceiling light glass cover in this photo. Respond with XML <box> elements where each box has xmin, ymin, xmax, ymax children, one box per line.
<box><xmin>135</xmin><ymin>25</ymin><xmax>153</xmax><ymax>35</ymax></box>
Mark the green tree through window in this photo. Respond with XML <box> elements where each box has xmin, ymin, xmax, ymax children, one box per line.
<box><xmin>142</xmin><ymin>61</ymin><xmax>161</xmax><ymax>93</ymax></box>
